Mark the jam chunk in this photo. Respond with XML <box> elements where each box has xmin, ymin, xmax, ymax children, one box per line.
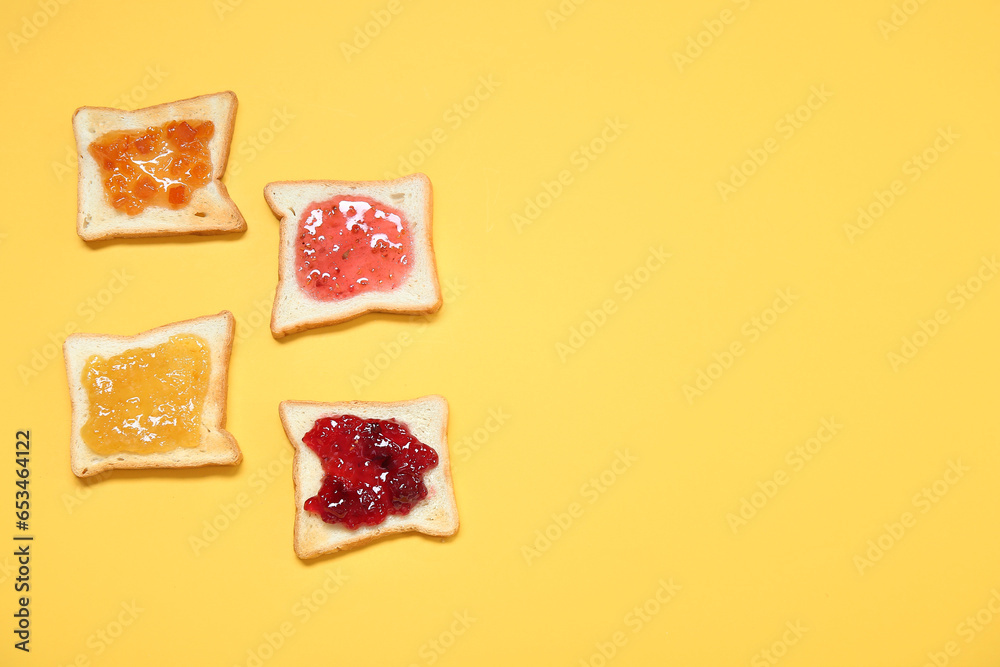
<box><xmin>88</xmin><ymin>120</ymin><xmax>215</xmax><ymax>215</ymax></box>
<box><xmin>80</xmin><ymin>334</ymin><xmax>211</xmax><ymax>455</ymax></box>
<box><xmin>294</xmin><ymin>196</ymin><xmax>412</xmax><ymax>300</ymax></box>
<box><xmin>302</xmin><ymin>416</ymin><xmax>438</xmax><ymax>529</ymax></box>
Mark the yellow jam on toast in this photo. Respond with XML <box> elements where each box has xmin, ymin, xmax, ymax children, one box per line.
<box><xmin>80</xmin><ymin>334</ymin><xmax>211</xmax><ymax>455</ymax></box>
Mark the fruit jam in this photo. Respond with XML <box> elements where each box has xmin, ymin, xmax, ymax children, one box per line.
<box><xmin>294</xmin><ymin>195</ymin><xmax>412</xmax><ymax>300</ymax></box>
<box><xmin>302</xmin><ymin>415</ymin><xmax>438</xmax><ymax>529</ymax></box>
<box><xmin>80</xmin><ymin>334</ymin><xmax>211</xmax><ymax>455</ymax></box>
<box><xmin>89</xmin><ymin>120</ymin><xmax>215</xmax><ymax>215</ymax></box>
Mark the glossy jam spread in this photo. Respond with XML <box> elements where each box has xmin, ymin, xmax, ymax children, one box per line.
<box><xmin>80</xmin><ymin>334</ymin><xmax>211</xmax><ymax>455</ymax></box>
<box><xmin>303</xmin><ymin>416</ymin><xmax>438</xmax><ymax>529</ymax></box>
<box><xmin>88</xmin><ymin>120</ymin><xmax>215</xmax><ymax>215</ymax></box>
<box><xmin>295</xmin><ymin>196</ymin><xmax>412</xmax><ymax>300</ymax></box>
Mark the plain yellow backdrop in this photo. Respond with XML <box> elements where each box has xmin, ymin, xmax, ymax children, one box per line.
<box><xmin>2</xmin><ymin>0</ymin><xmax>1000</xmax><ymax>665</ymax></box>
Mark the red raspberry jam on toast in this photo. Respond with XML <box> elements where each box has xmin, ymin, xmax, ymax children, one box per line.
<box><xmin>294</xmin><ymin>196</ymin><xmax>412</xmax><ymax>300</ymax></box>
<box><xmin>302</xmin><ymin>416</ymin><xmax>438</xmax><ymax>529</ymax></box>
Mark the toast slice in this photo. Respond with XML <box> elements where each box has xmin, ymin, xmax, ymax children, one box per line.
<box><xmin>264</xmin><ymin>174</ymin><xmax>442</xmax><ymax>338</ymax></box>
<box><xmin>73</xmin><ymin>91</ymin><xmax>246</xmax><ymax>241</ymax></box>
<box><xmin>64</xmin><ymin>311</ymin><xmax>242</xmax><ymax>478</ymax></box>
<box><xmin>280</xmin><ymin>396</ymin><xmax>459</xmax><ymax>559</ymax></box>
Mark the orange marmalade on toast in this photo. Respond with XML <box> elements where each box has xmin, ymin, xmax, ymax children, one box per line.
<box><xmin>88</xmin><ymin>120</ymin><xmax>214</xmax><ymax>215</ymax></box>
<box><xmin>80</xmin><ymin>334</ymin><xmax>211</xmax><ymax>455</ymax></box>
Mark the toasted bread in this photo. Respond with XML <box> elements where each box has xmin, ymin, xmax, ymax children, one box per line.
<box><xmin>73</xmin><ymin>91</ymin><xmax>246</xmax><ymax>241</ymax></box>
<box><xmin>64</xmin><ymin>311</ymin><xmax>242</xmax><ymax>478</ymax></box>
<box><xmin>279</xmin><ymin>396</ymin><xmax>459</xmax><ymax>559</ymax></box>
<box><xmin>264</xmin><ymin>174</ymin><xmax>442</xmax><ymax>338</ymax></box>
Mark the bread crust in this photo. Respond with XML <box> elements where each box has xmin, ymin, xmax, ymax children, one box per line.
<box><xmin>64</xmin><ymin>311</ymin><xmax>242</xmax><ymax>478</ymax></box>
<box><xmin>279</xmin><ymin>396</ymin><xmax>459</xmax><ymax>559</ymax></box>
<box><xmin>264</xmin><ymin>174</ymin><xmax>442</xmax><ymax>338</ymax></box>
<box><xmin>73</xmin><ymin>91</ymin><xmax>247</xmax><ymax>241</ymax></box>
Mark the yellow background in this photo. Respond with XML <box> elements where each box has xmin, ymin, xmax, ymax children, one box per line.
<box><xmin>2</xmin><ymin>0</ymin><xmax>999</xmax><ymax>664</ymax></box>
